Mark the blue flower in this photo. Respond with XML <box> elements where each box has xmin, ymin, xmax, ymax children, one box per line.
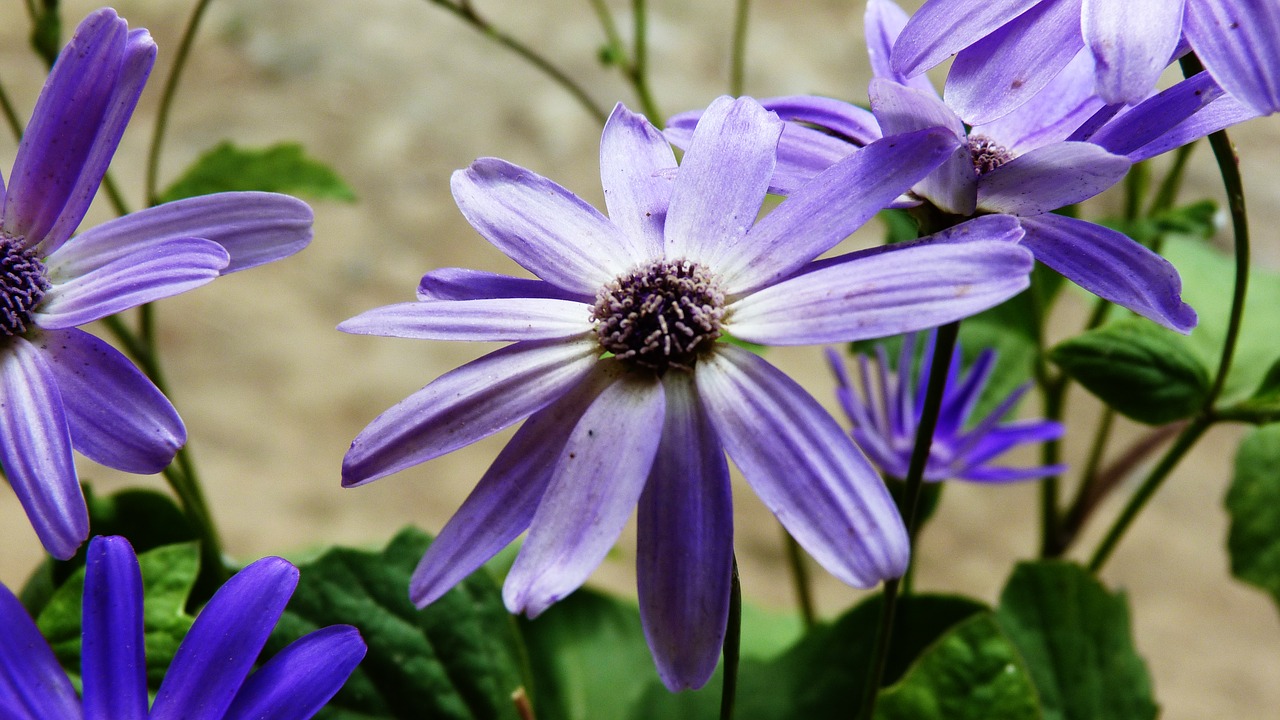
<box><xmin>0</xmin><ymin>536</ymin><xmax>365</xmax><ymax>719</ymax></box>
<box><xmin>828</xmin><ymin>333</ymin><xmax>1065</xmax><ymax>483</ymax></box>
<box><xmin>0</xmin><ymin>9</ymin><xmax>313</xmax><ymax>560</ymax></box>
<box><xmin>340</xmin><ymin>97</ymin><xmax>1034</xmax><ymax>689</ymax></box>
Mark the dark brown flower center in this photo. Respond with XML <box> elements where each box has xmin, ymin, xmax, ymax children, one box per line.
<box><xmin>592</xmin><ymin>259</ymin><xmax>726</xmax><ymax>373</ymax></box>
<box><xmin>0</xmin><ymin>235</ymin><xmax>48</xmax><ymax>337</ymax></box>
<box><xmin>969</xmin><ymin>135</ymin><xmax>1014</xmax><ymax>176</ymax></box>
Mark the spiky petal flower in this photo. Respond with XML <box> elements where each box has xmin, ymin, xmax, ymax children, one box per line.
<box><xmin>0</xmin><ymin>536</ymin><xmax>365</xmax><ymax>719</ymax></box>
<box><xmin>0</xmin><ymin>9</ymin><xmax>313</xmax><ymax>560</ymax></box>
<box><xmin>890</xmin><ymin>0</ymin><xmax>1280</xmax><ymax>122</ymax></box>
<box><xmin>340</xmin><ymin>96</ymin><xmax>1035</xmax><ymax>690</ymax></box>
<box><xmin>828</xmin><ymin>333</ymin><xmax>1065</xmax><ymax>483</ymax></box>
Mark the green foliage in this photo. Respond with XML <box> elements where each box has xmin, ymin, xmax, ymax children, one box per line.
<box><xmin>29</xmin><ymin>0</ymin><xmax>61</xmax><ymax>66</ymax></box>
<box><xmin>1049</xmin><ymin>318</ymin><xmax>1209</xmax><ymax>424</ymax></box>
<box><xmin>159</xmin><ymin>142</ymin><xmax>357</xmax><ymax>203</ymax></box>
<box><xmin>995</xmin><ymin>561</ymin><xmax>1158</xmax><ymax>720</ymax></box>
<box><xmin>36</xmin><ymin>542</ymin><xmax>201</xmax><ymax>689</ymax></box>
<box><xmin>263</xmin><ymin>528</ymin><xmax>530</xmax><ymax>720</ymax></box>
<box><xmin>1220</xmin><ymin>357</ymin><xmax>1280</xmax><ymax>424</ymax></box>
<box><xmin>1225</xmin><ymin>424</ymin><xmax>1280</xmax><ymax>610</ymax></box>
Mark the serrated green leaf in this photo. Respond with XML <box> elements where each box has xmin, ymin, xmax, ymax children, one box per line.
<box><xmin>995</xmin><ymin>561</ymin><xmax>1157</xmax><ymax>720</ymax></box>
<box><xmin>36</xmin><ymin>542</ymin><xmax>200</xmax><ymax>688</ymax></box>
<box><xmin>873</xmin><ymin>614</ymin><xmax>1041</xmax><ymax>720</ymax></box>
<box><xmin>159</xmin><ymin>142</ymin><xmax>356</xmax><ymax>203</ymax></box>
<box><xmin>263</xmin><ymin>527</ymin><xmax>529</xmax><ymax>720</ymax></box>
<box><xmin>1225</xmin><ymin>424</ymin><xmax>1280</xmax><ymax>609</ymax></box>
<box><xmin>1049</xmin><ymin>318</ymin><xmax>1209</xmax><ymax>424</ymax></box>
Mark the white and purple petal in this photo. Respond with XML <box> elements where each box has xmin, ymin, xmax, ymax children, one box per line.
<box><xmin>974</xmin><ymin>49</ymin><xmax>1105</xmax><ymax>153</ymax></box>
<box><xmin>600</xmin><ymin>103</ymin><xmax>676</xmax><ymax>260</ymax></box>
<box><xmin>726</xmin><ymin>240</ymin><xmax>1033</xmax><ymax>345</ymax></box>
<box><xmin>698</xmin><ymin>346</ymin><xmax>908</xmax><ymax>588</ymax></box>
<box><xmin>1087</xmin><ymin>71</ymin><xmax>1224</xmax><ymax>158</ymax></box>
<box><xmin>0</xmin><ymin>337</ymin><xmax>87</xmax><ymax>560</ymax></box>
<box><xmin>866</xmin><ymin>0</ymin><xmax>941</xmax><ymax>93</ymax></box>
<box><xmin>82</xmin><ymin>536</ymin><xmax>148</xmax><ymax>720</ymax></box>
<box><xmin>36</xmin><ymin>328</ymin><xmax>183</xmax><ymax>474</ymax></box>
<box><xmin>891</xmin><ymin>0</ymin><xmax>1039</xmax><ymax>78</ymax></box>
<box><xmin>416</xmin><ymin>268</ymin><xmax>587</xmax><ymax>302</ymax></box>
<box><xmin>1081</xmin><ymin>0</ymin><xmax>1184</xmax><ymax>105</ymax></box>
<box><xmin>1185</xmin><ymin>0</ymin><xmax>1280</xmax><ymax>115</ymax></box>
<box><xmin>869</xmin><ymin>80</ymin><xmax>976</xmax><ymax>215</ymax></box>
<box><xmin>451</xmin><ymin>158</ymin><xmax>631</xmax><ymax>294</ymax></box>
<box><xmin>338</xmin><ymin>297</ymin><xmax>591</xmax><ymax>342</ymax></box>
<box><xmin>223</xmin><ymin>625</ymin><xmax>367</xmax><ymax>720</ymax></box>
<box><xmin>150</xmin><ymin>557</ymin><xmax>299</xmax><ymax>720</ymax></box>
<box><xmin>976</xmin><ymin>141</ymin><xmax>1130</xmax><ymax>215</ymax></box>
<box><xmin>504</xmin><ymin>375</ymin><xmax>665</xmax><ymax>617</ymax></box>
<box><xmin>637</xmin><ymin>372</ymin><xmax>732</xmax><ymax>691</ymax></box>
<box><xmin>1019</xmin><ymin>213</ymin><xmax>1196</xmax><ymax>332</ymax></box>
<box><xmin>342</xmin><ymin>337</ymin><xmax>600</xmax><ymax>486</ymax></box>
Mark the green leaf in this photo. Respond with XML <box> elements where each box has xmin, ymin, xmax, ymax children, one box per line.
<box><xmin>1049</xmin><ymin>318</ymin><xmax>1209</xmax><ymax>424</ymax></box>
<box><xmin>1220</xmin><ymin>357</ymin><xmax>1280</xmax><ymax>424</ymax></box>
<box><xmin>873</xmin><ymin>614</ymin><xmax>1041</xmax><ymax>720</ymax></box>
<box><xmin>159</xmin><ymin>142</ymin><xmax>356</xmax><ymax>203</ymax></box>
<box><xmin>36</xmin><ymin>542</ymin><xmax>200</xmax><ymax>688</ymax></box>
<box><xmin>995</xmin><ymin>561</ymin><xmax>1157</xmax><ymax>720</ymax></box>
<box><xmin>1225</xmin><ymin>424</ymin><xmax>1280</xmax><ymax>609</ymax></box>
<box><xmin>629</xmin><ymin>593</ymin><xmax>987</xmax><ymax>720</ymax></box>
<box><xmin>29</xmin><ymin>0</ymin><xmax>60</xmax><ymax>65</ymax></box>
<box><xmin>263</xmin><ymin>527</ymin><xmax>529</xmax><ymax>720</ymax></box>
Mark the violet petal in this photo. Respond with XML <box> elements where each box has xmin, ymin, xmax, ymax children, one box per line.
<box><xmin>974</xmin><ymin>49</ymin><xmax>1105</xmax><ymax>153</ymax></box>
<box><xmin>337</xmin><ymin>298</ymin><xmax>591</xmax><ymax>342</ymax></box>
<box><xmin>869</xmin><ymin>80</ymin><xmax>975</xmax><ymax>215</ymax></box>
<box><xmin>976</xmin><ymin>141</ymin><xmax>1129</xmax><ymax>215</ymax></box>
<box><xmin>1082</xmin><ymin>0</ymin><xmax>1184</xmax><ymax>104</ymax></box>
<box><xmin>0</xmin><ymin>583</ymin><xmax>79</xmax><ymax>720</ymax></box>
<box><xmin>416</xmin><ymin>267</ymin><xmax>587</xmax><ymax>302</ymax></box>
<box><xmin>223</xmin><ymin>626</ymin><xmax>367</xmax><ymax>720</ymax></box>
<box><xmin>891</xmin><ymin>0</ymin><xmax>1039</xmax><ymax>77</ymax></box>
<box><xmin>600</xmin><ymin>103</ymin><xmax>676</xmax><ymax>260</ymax></box>
<box><xmin>1185</xmin><ymin>0</ymin><xmax>1280</xmax><ymax>115</ymax></box>
<box><xmin>82</xmin><ymin>536</ymin><xmax>147</xmax><ymax>720</ymax></box>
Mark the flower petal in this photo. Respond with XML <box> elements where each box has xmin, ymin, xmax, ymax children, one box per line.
<box><xmin>974</xmin><ymin>49</ymin><xmax>1105</xmax><ymax>153</ymax></box>
<box><xmin>451</xmin><ymin>158</ymin><xmax>630</xmax><ymax>294</ymax></box>
<box><xmin>866</xmin><ymin>0</ymin><xmax>942</xmax><ymax>93</ymax></box>
<box><xmin>338</xmin><ymin>298</ymin><xmax>591</xmax><ymax>342</ymax></box>
<box><xmin>504</xmin><ymin>375</ymin><xmax>665</xmax><ymax>617</ymax></box>
<box><xmin>409</xmin><ymin>365</ymin><xmax>618</xmax><ymax>607</ymax></box>
<box><xmin>697</xmin><ymin>346</ymin><xmax>908</xmax><ymax>587</ymax></box>
<box><xmin>4</xmin><ymin>11</ymin><xmax>155</xmax><ymax>254</ymax></box>
<box><xmin>722</xmin><ymin>127</ymin><xmax>962</xmax><ymax>294</ymax></box>
<box><xmin>976</xmin><ymin>141</ymin><xmax>1129</xmax><ymax>215</ymax></box>
<box><xmin>1185</xmin><ymin>0</ymin><xmax>1280</xmax><ymax>115</ymax></box>
<box><xmin>1124</xmin><ymin>92</ymin><xmax>1260</xmax><ymax>163</ymax></box>
<box><xmin>945</xmin><ymin>0</ymin><xmax>1086</xmax><ymax>125</ymax></box>
<box><xmin>663</xmin><ymin>96</ymin><xmax>780</xmax><ymax>266</ymax></box>
<box><xmin>600</xmin><ymin>103</ymin><xmax>676</xmax><ymax>261</ymax></box>
<box><xmin>727</xmin><ymin>240</ymin><xmax>1033</xmax><ymax>345</ymax></box>
<box><xmin>869</xmin><ymin>80</ymin><xmax>976</xmax><ymax>215</ymax></box>
<box><xmin>416</xmin><ymin>268</ymin><xmax>587</xmax><ymax>302</ymax></box>
<box><xmin>69</xmin><ymin>192</ymin><xmax>313</xmax><ymax>275</ymax></box>
<box><xmin>342</xmin><ymin>337</ymin><xmax>600</xmax><ymax>486</ymax></box>
<box><xmin>891</xmin><ymin>0</ymin><xmax>1039</xmax><ymax>77</ymax></box>
<box><xmin>1086</xmin><ymin>71</ymin><xmax>1223</xmax><ymax>157</ymax></box>
<box><xmin>223</xmin><ymin>625</ymin><xmax>366</xmax><ymax>720</ymax></box>
<box><xmin>1081</xmin><ymin>0</ymin><xmax>1184</xmax><ymax>104</ymax></box>
<box><xmin>36</xmin><ymin>238</ymin><xmax>229</xmax><ymax>329</ymax></box>
<box><xmin>82</xmin><ymin>536</ymin><xmax>147</xmax><ymax>720</ymax></box>
<box><xmin>0</xmin><ymin>583</ymin><xmax>79</xmax><ymax>720</ymax></box>
<box><xmin>0</xmin><ymin>337</ymin><xmax>86</xmax><ymax>560</ymax></box>
<box><xmin>637</xmin><ymin>371</ymin><xmax>732</xmax><ymax>691</ymax></box>
<box><xmin>1019</xmin><ymin>213</ymin><xmax>1196</xmax><ymax>331</ymax></box>
<box><xmin>35</xmin><ymin>328</ymin><xmax>183</xmax><ymax>474</ymax></box>
<box><xmin>151</xmin><ymin>557</ymin><xmax>299</xmax><ymax>720</ymax></box>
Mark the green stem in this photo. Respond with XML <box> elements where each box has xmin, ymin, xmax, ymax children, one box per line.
<box><xmin>629</xmin><ymin>0</ymin><xmax>661</xmax><ymax>121</ymax></box>
<box><xmin>0</xmin><ymin>74</ymin><xmax>24</xmax><ymax>141</ymax></box>
<box><xmin>428</xmin><ymin>0</ymin><xmax>608</xmax><ymax>124</ymax></box>
<box><xmin>858</xmin><ymin>322</ymin><xmax>960</xmax><ymax>720</ymax></box>
<box><xmin>145</xmin><ymin>0</ymin><xmax>214</xmax><ymax>205</ymax></box>
<box><xmin>1149</xmin><ymin>142</ymin><xmax>1196</xmax><ymax>214</ymax></box>
<box><xmin>719</xmin><ymin>555</ymin><xmax>741</xmax><ymax>720</ymax></box>
<box><xmin>729</xmin><ymin>0</ymin><xmax>751</xmax><ymax>95</ymax></box>
<box><xmin>783</xmin><ymin>530</ymin><xmax>816</xmax><ymax>629</ymax></box>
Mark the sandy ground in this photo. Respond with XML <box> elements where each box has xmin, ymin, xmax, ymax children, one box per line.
<box><xmin>3</xmin><ymin>1</ymin><xmax>1280</xmax><ymax>717</ymax></box>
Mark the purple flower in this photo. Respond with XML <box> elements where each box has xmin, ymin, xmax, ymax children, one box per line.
<box><xmin>828</xmin><ymin>333</ymin><xmax>1065</xmax><ymax>483</ymax></box>
<box><xmin>667</xmin><ymin>0</ymin><xmax>1256</xmax><ymax>334</ymax></box>
<box><xmin>891</xmin><ymin>0</ymin><xmax>1280</xmax><ymax>122</ymax></box>
<box><xmin>0</xmin><ymin>536</ymin><xmax>366</xmax><ymax>719</ymax></box>
<box><xmin>0</xmin><ymin>9</ymin><xmax>313</xmax><ymax>560</ymax></box>
<box><xmin>340</xmin><ymin>96</ymin><xmax>1034</xmax><ymax>689</ymax></box>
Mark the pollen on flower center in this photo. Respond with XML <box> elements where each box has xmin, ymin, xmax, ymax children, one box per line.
<box><xmin>592</xmin><ymin>258</ymin><xmax>726</xmax><ymax>373</ymax></box>
<box><xmin>0</xmin><ymin>234</ymin><xmax>49</xmax><ymax>337</ymax></box>
<box><xmin>969</xmin><ymin>135</ymin><xmax>1014</xmax><ymax>176</ymax></box>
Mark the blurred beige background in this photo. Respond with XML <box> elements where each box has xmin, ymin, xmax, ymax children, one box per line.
<box><xmin>2</xmin><ymin>1</ymin><xmax>1279</xmax><ymax>717</ymax></box>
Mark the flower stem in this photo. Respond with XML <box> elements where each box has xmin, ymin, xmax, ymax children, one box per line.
<box><xmin>729</xmin><ymin>0</ymin><xmax>752</xmax><ymax>95</ymax></box>
<box><xmin>428</xmin><ymin>0</ymin><xmax>608</xmax><ymax>124</ymax></box>
<box><xmin>720</xmin><ymin>554</ymin><xmax>742</xmax><ymax>720</ymax></box>
<box><xmin>587</xmin><ymin>0</ymin><xmax>661</xmax><ymax>122</ymax></box>
<box><xmin>858</xmin><ymin>321</ymin><xmax>960</xmax><ymax>720</ymax></box>
<box><xmin>145</xmin><ymin>0</ymin><xmax>213</xmax><ymax>205</ymax></box>
<box><xmin>783</xmin><ymin>529</ymin><xmax>816</xmax><ymax>629</ymax></box>
<box><xmin>0</xmin><ymin>74</ymin><xmax>24</xmax><ymax>141</ymax></box>
<box><xmin>1149</xmin><ymin>142</ymin><xmax>1196</xmax><ymax>214</ymax></box>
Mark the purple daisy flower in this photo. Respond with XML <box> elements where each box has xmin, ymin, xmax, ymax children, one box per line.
<box><xmin>890</xmin><ymin>0</ymin><xmax>1280</xmax><ymax>123</ymax></box>
<box><xmin>340</xmin><ymin>96</ymin><xmax>1034</xmax><ymax>689</ymax></box>
<box><xmin>668</xmin><ymin>0</ymin><xmax>1261</xmax><ymax>334</ymax></box>
<box><xmin>827</xmin><ymin>333</ymin><xmax>1065</xmax><ymax>483</ymax></box>
<box><xmin>0</xmin><ymin>9</ymin><xmax>313</xmax><ymax>560</ymax></box>
<box><xmin>0</xmin><ymin>536</ymin><xmax>365</xmax><ymax>719</ymax></box>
